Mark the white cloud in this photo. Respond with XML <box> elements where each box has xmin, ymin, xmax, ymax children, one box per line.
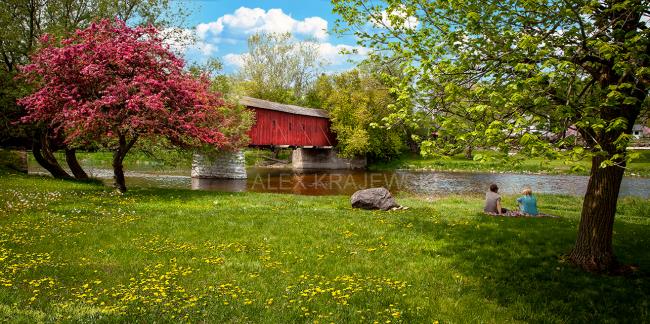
<box><xmin>223</xmin><ymin>42</ymin><xmax>368</xmax><ymax>70</ymax></box>
<box><xmin>295</xmin><ymin>17</ymin><xmax>329</xmax><ymax>41</ymax></box>
<box><xmin>196</xmin><ymin>21</ymin><xmax>224</xmax><ymax>39</ymax></box>
<box><xmin>161</xmin><ymin>27</ymin><xmax>218</xmax><ymax>57</ymax></box>
<box><xmin>223</xmin><ymin>53</ymin><xmax>248</xmax><ymax>68</ymax></box>
<box><xmin>372</xmin><ymin>7</ymin><xmax>418</xmax><ymax>30</ymax></box>
<box><xmin>160</xmin><ymin>27</ymin><xmax>195</xmax><ymax>54</ymax></box>
<box><xmin>315</xmin><ymin>42</ymin><xmax>368</xmax><ymax>66</ymax></box>
<box><xmin>202</xmin><ymin>7</ymin><xmax>369</xmax><ymax>69</ymax></box>
<box><xmin>195</xmin><ymin>42</ymin><xmax>217</xmax><ymax>56</ymax></box>
<box><xmin>196</xmin><ymin>7</ymin><xmax>329</xmax><ymax>41</ymax></box>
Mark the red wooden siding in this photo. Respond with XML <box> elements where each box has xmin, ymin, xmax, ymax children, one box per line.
<box><xmin>246</xmin><ymin>107</ymin><xmax>336</xmax><ymax>147</ymax></box>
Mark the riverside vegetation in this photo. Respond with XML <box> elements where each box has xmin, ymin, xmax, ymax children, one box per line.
<box><xmin>24</xmin><ymin>149</ymin><xmax>650</xmax><ymax>177</ymax></box>
<box><xmin>0</xmin><ymin>167</ymin><xmax>649</xmax><ymax>322</ymax></box>
<box><xmin>370</xmin><ymin>150</ymin><xmax>650</xmax><ymax>177</ymax></box>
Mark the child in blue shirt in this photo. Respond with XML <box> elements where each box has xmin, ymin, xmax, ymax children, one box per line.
<box><xmin>517</xmin><ymin>188</ymin><xmax>538</xmax><ymax>216</ymax></box>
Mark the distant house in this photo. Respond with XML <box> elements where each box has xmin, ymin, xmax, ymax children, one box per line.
<box><xmin>632</xmin><ymin>124</ymin><xmax>650</xmax><ymax>139</ymax></box>
<box><xmin>566</xmin><ymin>124</ymin><xmax>650</xmax><ymax>140</ymax></box>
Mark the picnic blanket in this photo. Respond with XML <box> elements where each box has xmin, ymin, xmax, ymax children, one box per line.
<box><xmin>484</xmin><ymin>211</ymin><xmax>559</xmax><ymax>218</ymax></box>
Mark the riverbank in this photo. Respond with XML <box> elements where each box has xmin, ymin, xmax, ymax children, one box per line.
<box><xmin>369</xmin><ymin>151</ymin><xmax>650</xmax><ymax>177</ymax></box>
<box><xmin>1</xmin><ymin>169</ymin><xmax>649</xmax><ymax>322</ymax></box>
<box><xmin>15</xmin><ymin>148</ymin><xmax>650</xmax><ymax>178</ymax></box>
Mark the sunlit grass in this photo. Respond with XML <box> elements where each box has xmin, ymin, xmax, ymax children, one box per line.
<box><xmin>1</xmin><ymin>169</ymin><xmax>649</xmax><ymax>322</ymax></box>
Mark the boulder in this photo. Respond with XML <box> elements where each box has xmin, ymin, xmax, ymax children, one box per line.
<box><xmin>350</xmin><ymin>187</ymin><xmax>400</xmax><ymax>211</ymax></box>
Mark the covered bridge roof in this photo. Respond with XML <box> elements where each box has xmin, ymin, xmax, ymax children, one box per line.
<box><xmin>239</xmin><ymin>96</ymin><xmax>329</xmax><ymax>119</ymax></box>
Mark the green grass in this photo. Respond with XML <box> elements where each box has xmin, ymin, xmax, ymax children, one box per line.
<box><xmin>371</xmin><ymin>150</ymin><xmax>650</xmax><ymax>177</ymax></box>
<box><xmin>1</xmin><ymin>170</ymin><xmax>649</xmax><ymax>322</ymax></box>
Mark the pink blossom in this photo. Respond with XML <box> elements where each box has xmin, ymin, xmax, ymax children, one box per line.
<box><xmin>18</xmin><ymin>18</ymin><xmax>247</xmax><ymax>150</ymax></box>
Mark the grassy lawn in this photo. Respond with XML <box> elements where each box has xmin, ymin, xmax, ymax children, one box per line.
<box><xmin>1</xmin><ymin>169</ymin><xmax>649</xmax><ymax>323</ymax></box>
<box><xmin>370</xmin><ymin>150</ymin><xmax>650</xmax><ymax>177</ymax></box>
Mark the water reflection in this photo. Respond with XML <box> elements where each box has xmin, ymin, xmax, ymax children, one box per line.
<box><xmin>192</xmin><ymin>178</ymin><xmax>247</xmax><ymax>192</ymax></box>
<box><xmin>28</xmin><ymin>165</ymin><xmax>650</xmax><ymax>198</ymax></box>
<box><xmin>161</xmin><ymin>168</ymin><xmax>650</xmax><ymax>198</ymax></box>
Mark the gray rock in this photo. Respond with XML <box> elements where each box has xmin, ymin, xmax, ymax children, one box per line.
<box><xmin>350</xmin><ymin>187</ymin><xmax>399</xmax><ymax>211</ymax></box>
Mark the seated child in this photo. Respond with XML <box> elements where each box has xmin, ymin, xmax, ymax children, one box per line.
<box><xmin>516</xmin><ymin>188</ymin><xmax>538</xmax><ymax>216</ymax></box>
<box><xmin>484</xmin><ymin>184</ymin><xmax>507</xmax><ymax>215</ymax></box>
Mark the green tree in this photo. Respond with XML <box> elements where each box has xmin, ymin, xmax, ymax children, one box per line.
<box><xmin>0</xmin><ymin>0</ymin><xmax>187</xmax><ymax>179</ymax></box>
<box><xmin>311</xmin><ymin>68</ymin><xmax>407</xmax><ymax>159</ymax></box>
<box><xmin>189</xmin><ymin>58</ymin><xmax>235</xmax><ymax>98</ymax></box>
<box><xmin>234</xmin><ymin>32</ymin><xmax>325</xmax><ymax>105</ymax></box>
<box><xmin>333</xmin><ymin>0</ymin><xmax>649</xmax><ymax>272</ymax></box>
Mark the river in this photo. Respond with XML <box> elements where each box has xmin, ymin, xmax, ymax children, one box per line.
<box><xmin>33</xmin><ymin>165</ymin><xmax>650</xmax><ymax>198</ymax></box>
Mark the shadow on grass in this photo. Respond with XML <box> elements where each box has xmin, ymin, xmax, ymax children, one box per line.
<box><xmin>399</xmin><ymin>208</ymin><xmax>650</xmax><ymax>322</ymax></box>
<box><xmin>4</xmin><ymin>171</ymin><xmax>647</xmax><ymax>322</ymax></box>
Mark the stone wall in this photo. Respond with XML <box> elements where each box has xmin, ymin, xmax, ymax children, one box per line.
<box><xmin>191</xmin><ymin>151</ymin><xmax>247</xmax><ymax>179</ymax></box>
<box><xmin>292</xmin><ymin>148</ymin><xmax>366</xmax><ymax>170</ymax></box>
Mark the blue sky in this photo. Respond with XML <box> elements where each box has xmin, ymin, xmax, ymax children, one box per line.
<box><xmin>169</xmin><ymin>0</ymin><xmax>367</xmax><ymax>73</ymax></box>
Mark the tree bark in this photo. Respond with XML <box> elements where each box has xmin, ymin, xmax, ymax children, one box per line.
<box><xmin>65</xmin><ymin>148</ymin><xmax>88</xmax><ymax>179</ymax></box>
<box><xmin>568</xmin><ymin>154</ymin><xmax>625</xmax><ymax>272</ymax></box>
<box><xmin>31</xmin><ymin>131</ymin><xmax>72</xmax><ymax>179</ymax></box>
<box><xmin>112</xmin><ymin>133</ymin><xmax>137</xmax><ymax>193</ymax></box>
<box><xmin>112</xmin><ymin>149</ymin><xmax>127</xmax><ymax>192</ymax></box>
<box><xmin>464</xmin><ymin>145</ymin><xmax>473</xmax><ymax>160</ymax></box>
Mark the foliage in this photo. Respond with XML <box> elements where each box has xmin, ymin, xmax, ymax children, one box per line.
<box><xmin>0</xmin><ymin>0</ymin><xmax>187</xmax><ymax>146</ymax></box>
<box><xmin>0</xmin><ymin>72</ymin><xmax>28</xmax><ymax>146</ymax></box>
<box><xmin>332</xmin><ymin>0</ymin><xmax>649</xmax><ymax>161</ymax></box>
<box><xmin>332</xmin><ymin>0</ymin><xmax>650</xmax><ymax>271</ymax></box>
<box><xmin>17</xmin><ymin>19</ymin><xmax>252</xmax><ymax>191</ymax></box>
<box><xmin>0</xmin><ymin>172</ymin><xmax>649</xmax><ymax>322</ymax></box>
<box><xmin>310</xmin><ymin>69</ymin><xmax>406</xmax><ymax>159</ymax></box>
<box><xmin>369</xmin><ymin>150</ymin><xmax>650</xmax><ymax>177</ymax></box>
<box><xmin>234</xmin><ymin>32</ymin><xmax>325</xmax><ymax>105</ymax></box>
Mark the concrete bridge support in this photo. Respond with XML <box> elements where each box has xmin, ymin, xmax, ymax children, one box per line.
<box><xmin>191</xmin><ymin>151</ymin><xmax>247</xmax><ymax>179</ymax></box>
<box><xmin>292</xmin><ymin>148</ymin><xmax>366</xmax><ymax>170</ymax></box>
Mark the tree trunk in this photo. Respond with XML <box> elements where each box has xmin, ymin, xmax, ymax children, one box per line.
<box><xmin>568</xmin><ymin>154</ymin><xmax>625</xmax><ymax>272</ymax></box>
<box><xmin>464</xmin><ymin>146</ymin><xmax>473</xmax><ymax>160</ymax></box>
<box><xmin>31</xmin><ymin>132</ymin><xmax>72</xmax><ymax>179</ymax></box>
<box><xmin>112</xmin><ymin>134</ymin><xmax>137</xmax><ymax>193</ymax></box>
<box><xmin>65</xmin><ymin>148</ymin><xmax>88</xmax><ymax>179</ymax></box>
<box><xmin>112</xmin><ymin>150</ymin><xmax>127</xmax><ymax>192</ymax></box>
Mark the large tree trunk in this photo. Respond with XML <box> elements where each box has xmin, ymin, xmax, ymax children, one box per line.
<box><xmin>31</xmin><ymin>131</ymin><xmax>72</xmax><ymax>179</ymax></box>
<box><xmin>112</xmin><ymin>133</ymin><xmax>137</xmax><ymax>193</ymax></box>
<box><xmin>112</xmin><ymin>150</ymin><xmax>127</xmax><ymax>192</ymax></box>
<box><xmin>65</xmin><ymin>148</ymin><xmax>88</xmax><ymax>179</ymax></box>
<box><xmin>568</xmin><ymin>154</ymin><xmax>625</xmax><ymax>272</ymax></box>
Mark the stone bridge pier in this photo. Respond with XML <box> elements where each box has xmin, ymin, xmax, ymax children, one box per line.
<box><xmin>191</xmin><ymin>148</ymin><xmax>367</xmax><ymax>179</ymax></box>
<box><xmin>291</xmin><ymin>148</ymin><xmax>366</xmax><ymax>170</ymax></box>
<box><xmin>191</xmin><ymin>151</ymin><xmax>247</xmax><ymax>179</ymax></box>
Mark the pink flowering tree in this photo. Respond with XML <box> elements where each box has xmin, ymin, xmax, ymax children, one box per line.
<box><xmin>18</xmin><ymin>19</ymin><xmax>251</xmax><ymax>192</ymax></box>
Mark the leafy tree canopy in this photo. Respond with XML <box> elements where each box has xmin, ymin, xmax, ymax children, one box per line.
<box><xmin>309</xmin><ymin>67</ymin><xmax>411</xmax><ymax>159</ymax></box>
<box><xmin>18</xmin><ymin>19</ymin><xmax>252</xmax><ymax>191</ymax></box>
<box><xmin>234</xmin><ymin>32</ymin><xmax>326</xmax><ymax>106</ymax></box>
<box><xmin>332</xmin><ymin>0</ymin><xmax>649</xmax><ymax>272</ymax></box>
<box><xmin>0</xmin><ymin>0</ymin><xmax>190</xmax><ymax>180</ymax></box>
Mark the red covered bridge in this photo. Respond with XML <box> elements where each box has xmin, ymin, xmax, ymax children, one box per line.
<box><xmin>191</xmin><ymin>97</ymin><xmax>363</xmax><ymax>179</ymax></box>
<box><xmin>240</xmin><ymin>96</ymin><xmax>336</xmax><ymax>147</ymax></box>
